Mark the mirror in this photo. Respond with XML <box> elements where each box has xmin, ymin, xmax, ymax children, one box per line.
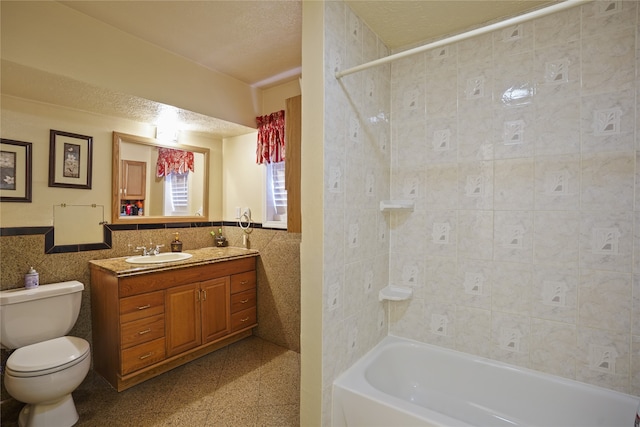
<box><xmin>54</xmin><ymin>204</ymin><xmax>105</xmax><ymax>245</ymax></box>
<box><xmin>112</xmin><ymin>132</ymin><xmax>209</xmax><ymax>224</ymax></box>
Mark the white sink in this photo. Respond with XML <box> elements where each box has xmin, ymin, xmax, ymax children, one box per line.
<box><xmin>125</xmin><ymin>252</ymin><xmax>193</xmax><ymax>264</ymax></box>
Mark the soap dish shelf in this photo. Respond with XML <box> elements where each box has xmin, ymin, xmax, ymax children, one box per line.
<box><xmin>380</xmin><ymin>200</ymin><xmax>415</xmax><ymax>212</ymax></box>
<box><xmin>379</xmin><ymin>285</ymin><xmax>413</xmax><ymax>302</ymax></box>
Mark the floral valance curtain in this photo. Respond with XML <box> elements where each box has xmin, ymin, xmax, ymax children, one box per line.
<box><xmin>256</xmin><ymin>110</ymin><xmax>285</xmax><ymax>164</ymax></box>
<box><xmin>156</xmin><ymin>147</ymin><xmax>194</xmax><ymax>177</ymax></box>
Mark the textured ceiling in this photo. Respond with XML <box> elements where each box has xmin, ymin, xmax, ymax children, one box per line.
<box><xmin>1</xmin><ymin>59</ymin><xmax>256</xmax><ymax>138</ymax></box>
<box><xmin>5</xmin><ymin>1</ymin><xmax>559</xmax><ymax>137</ymax></box>
<box><xmin>59</xmin><ymin>0</ymin><xmax>303</xmax><ymax>89</ymax></box>
<box><xmin>346</xmin><ymin>0</ymin><xmax>555</xmax><ymax>50</ymax></box>
<box><xmin>59</xmin><ymin>1</ymin><xmax>554</xmax><ymax>85</ymax></box>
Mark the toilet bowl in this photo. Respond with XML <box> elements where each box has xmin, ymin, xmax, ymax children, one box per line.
<box><xmin>4</xmin><ymin>336</ymin><xmax>91</xmax><ymax>427</ymax></box>
<box><xmin>0</xmin><ymin>281</ymin><xmax>91</xmax><ymax>427</ymax></box>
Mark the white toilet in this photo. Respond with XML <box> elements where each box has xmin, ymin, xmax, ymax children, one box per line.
<box><xmin>0</xmin><ymin>281</ymin><xmax>91</xmax><ymax>427</ymax></box>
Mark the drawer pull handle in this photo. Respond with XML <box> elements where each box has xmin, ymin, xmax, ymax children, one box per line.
<box><xmin>137</xmin><ymin>304</ymin><xmax>151</xmax><ymax>310</ymax></box>
<box><xmin>138</xmin><ymin>328</ymin><xmax>151</xmax><ymax>335</ymax></box>
<box><xmin>240</xmin><ymin>299</ymin><xmax>249</xmax><ymax>304</ymax></box>
<box><xmin>139</xmin><ymin>352</ymin><xmax>153</xmax><ymax>360</ymax></box>
<box><xmin>240</xmin><ymin>317</ymin><xmax>250</xmax><ymax>322</ymax></box>
<box><xmin>240</xmin><ymin>280</ymin><xmax>248</xmax><ymax>285</ymax></box>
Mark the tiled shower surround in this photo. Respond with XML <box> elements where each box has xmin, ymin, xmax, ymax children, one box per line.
<box><xmin>322</xmin><ymin>0</ymin><xmax>639</xmax><ymax>421</ymax></box>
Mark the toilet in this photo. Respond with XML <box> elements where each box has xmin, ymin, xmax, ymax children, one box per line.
<box><xmin>0</xmin><ymin>281</ymin><xmax>91</xmax><ymax>427</ymax></box>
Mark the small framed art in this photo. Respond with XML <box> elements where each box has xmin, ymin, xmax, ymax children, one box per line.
<box><xmin>49</xmin><ymin>129</ymin><xmax>93</xmax><ymax>189</ymax></box>
<box><xmin>0</xmin><ymin>138</ymin><xmax>32</xmax><ymax>202</ymax></box>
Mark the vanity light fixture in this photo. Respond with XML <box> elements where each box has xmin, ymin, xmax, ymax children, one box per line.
<box><xmin>156</xmin><ymin>124</ymin><xmax>179</xmax><ymax>143</ymax></box>
<box><xmin>155</xmin><ymin>106</ymin><xmax>181</xmax><ymax>143</ymax></box>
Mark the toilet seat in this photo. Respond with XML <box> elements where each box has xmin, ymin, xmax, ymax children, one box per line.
<box><xmin>6</xmin><ymin>336</ymin><xmax>90</xmax><ymax>377</ymax></box>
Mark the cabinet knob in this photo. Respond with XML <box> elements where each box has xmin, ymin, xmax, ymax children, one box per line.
<box><xmin>240</xmin><ymin>299</ymin><xmax>249</xmax><ymax>304</ymax></box>
<box><xmin>240</xmin><ymin>317</ymin><xmax>250</xmax><ymax>322</ymax></box>
<box><xmin>240</xmin><ymin>280</ymin><xmax>248</xmax><ymax>285</ymax></box>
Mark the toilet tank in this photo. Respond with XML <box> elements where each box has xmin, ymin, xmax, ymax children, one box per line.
<box><xmin>0</xmin><ymin>281</ymin><xmax>84</xmax><ymax>349</ymax></box>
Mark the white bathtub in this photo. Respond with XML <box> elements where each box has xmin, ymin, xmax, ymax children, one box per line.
<box><xmin>332</xmin><ymin>336</ymin><xmax>639</xmax><ymax>427</ymax></box>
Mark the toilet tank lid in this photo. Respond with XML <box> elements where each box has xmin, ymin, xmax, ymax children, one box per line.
<box><xmin>0</xmin><ymin>281</ymin><xmax>84</xmax><ymax>305</ymax></box>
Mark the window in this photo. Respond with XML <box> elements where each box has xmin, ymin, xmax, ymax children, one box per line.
<box><xmin>255</xmin><ymin>94</ymin><xmax>301</xmax><ymax>232</ymax></box>
<box><xmin>164</xmin><ymin>172</ymin><xmax>189</xmax><ymax>215</ymax></box>
<box><xmin>264</xmin><ymin>161</ymin><xmax>287</xmax><ymax>228</ymax></box>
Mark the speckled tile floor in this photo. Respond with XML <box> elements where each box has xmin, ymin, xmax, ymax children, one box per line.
<box><xmin>5</xmin><ymin>336</ymin><xmax>300</xmax><ymax>427</ymax></box>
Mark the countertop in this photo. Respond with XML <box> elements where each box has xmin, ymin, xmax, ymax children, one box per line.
<box><xmin>89</xmin><ymin>246</ymin><xmax>259</xmax><ymax>277</ymax></box>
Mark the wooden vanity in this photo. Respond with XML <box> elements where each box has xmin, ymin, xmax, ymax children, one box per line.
<box><xmin>89</xmin><ymin>247</ymin><xmax>259</xmax><ymax>391</ymax></box>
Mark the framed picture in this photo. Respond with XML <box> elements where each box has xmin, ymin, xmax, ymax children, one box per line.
<box><xmin>0</xmin><ymin>138</ymin><xmax>32</xmax><ymax>202</ymax></box>
<box><xmin>49</xmin><ymin>130</ymin><xmax>93</xmax><ymax>189</ymax></box>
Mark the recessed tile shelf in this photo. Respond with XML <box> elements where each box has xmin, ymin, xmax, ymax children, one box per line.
<box><xmin>379</xmin><ymin>200</ymin><xmax>415</xmax><ymax>212</ymax></box>
<box><xmin>378</xmin><ymin>285</ymin><xmax>413</xmax><ymax>302</ymax></box>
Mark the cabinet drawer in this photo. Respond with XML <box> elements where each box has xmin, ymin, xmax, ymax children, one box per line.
<box><xmin>230</xmin><ymin>270</ymin><xmax>256</xmax><ymax>294</ymax></box>
<box><xmin>120</xmin><ymin>291</ymin><xmax>164</xmax><ymax>323</ymax></box>
<box><xmin>231</xmin><ymin>289</ymin><xmax>256</xmax><ymax>313</ymax></box>
<box><xmin>120</xmin><ymin>314</ymin><xmax>165</xmax><ymax>349</ymax></box>
<box><xmin>231</xmin><ymin>307</ymin><xmax>257</xmax><ymax>332</ymax></box>
<box><xmin>121</xmin><ymin>337</ymin><xmax>165</xmax><ymax>375</ymax></box>
<box><xmin>118</xmin><ymin>257</ymin><xmax>256</xmax><ymax>297</ymax></box>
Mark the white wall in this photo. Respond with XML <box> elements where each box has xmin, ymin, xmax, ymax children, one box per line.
<box><xmin>300</xmin><ymin>2</ymin><xmax>325</xmax><ymax>425</ymax></box>
<box><xmin>221</xmin><ymin>78</ymin><xmax>302</xmax><ymax>224</ymax></box>
<box><xmin>1</xmin><ymin>1</ymin><xmax>302</xmax><ymax>228</ymax></box>
<box><xmin>262</xmin><ymin>80</ymin><xmax>301</xmax><ymax>115</ymax></box>
<box><xmin>1</xmin><ymin>1</ymin><xmax>260</xmax><ymax>128</ymax></box>
<box><xmin>0</xmin><ymin>95</ymin><xmax>223</xmax><ymax>228</ymax></box>
<box><xmin>222</xmin><ymin>132</ymin><xmax>262</xmax><ymax>222</ymax></box>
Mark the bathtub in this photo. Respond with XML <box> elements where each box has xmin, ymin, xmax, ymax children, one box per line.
<box><xmin>332</xmin><ymin>336</ymin><xmax>639</xmax><ymax>427</ymax></box>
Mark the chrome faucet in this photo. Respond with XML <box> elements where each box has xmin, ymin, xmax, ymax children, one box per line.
<box><xmin>135</xmin><ymin>243</ymin><xmax>164</xmax><ymax>256</ymax></box>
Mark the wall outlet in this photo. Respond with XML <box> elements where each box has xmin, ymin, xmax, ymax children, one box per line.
<box><xmin>235</xmin><ymin>207</ymin><xmax>241</xmax><ymax>219</ymax></box>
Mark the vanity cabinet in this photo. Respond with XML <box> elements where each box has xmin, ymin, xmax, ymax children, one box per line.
<box><xmin>165</xmin><ymin>277</ymin><xmax>230</xmax><ymax>357</ymax></box>
<box><xmin>90</xmin><ymin>255</ymin><xmax>257</xmax><ymax>391</ymax></box>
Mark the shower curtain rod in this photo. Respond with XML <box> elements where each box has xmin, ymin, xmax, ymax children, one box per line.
<box><xmin>335</xmin><ymin>0</ymin><xmax>588</xmax><ymax>79</ymax></box>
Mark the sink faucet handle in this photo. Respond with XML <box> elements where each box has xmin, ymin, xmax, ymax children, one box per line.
<box><xmin>145</xmin><ymin>241</ymin><xmax>161</xmax><ymax>253</ymax></box>
<box><xmin>135</xmin><ymin>246</ymin><xmax>149</xmax><ymax>256</ymax></box>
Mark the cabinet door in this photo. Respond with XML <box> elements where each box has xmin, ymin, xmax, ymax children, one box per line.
<box><xmin>201</xmin><ymin>277</ymin><xmax>231</xmax><ymax>343</ymax></box>
<box><xmin>165</xmin><ymin>283</ymin><xmax>201</xmax><ymax>357</ymax></box>
<box><xmin>121</xmin><ymin>160</ymin><xmax>146</xmax><ymax>200</ymax></box>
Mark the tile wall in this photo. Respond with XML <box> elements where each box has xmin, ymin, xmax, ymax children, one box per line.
<box><xmin>321</xmin><ymin>1</ymin><xmax>392</xmax><ymax>421</ymax></box>
<box><xmin>320</xmin><ymin>2</ymin><xmax>639</xmax><ymax>422</ymax></box>
<box><xmin>387</xmin><ymin>1</ymin><xmax>639</xmax><ymax>396</ymax></box>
